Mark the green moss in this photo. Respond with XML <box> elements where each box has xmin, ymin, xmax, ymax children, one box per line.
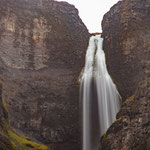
<box><xmin>90</xmin><ymin>32</ymin><xmax>102</xmax><ymax>36</ymax></box>
<box><xmin>10</xmin><ymin>140</ymin><xmax>21</xmax><ymax>150</ymax></box>
<box><xmin>0</xmin><ymin>121</ymin><xmax>48</xmax><ymax>150</ymax></box>
<box><xmin>101</xmin><ymin>132</ymin><xmax>106</xmax><ymax>139</ymax></box>
<box><xmin>101</xmin><ymin>117</ymin><xmax>122</xmax><ymax>139</ymax></box>
<box><xmin>124</xmin><ymin>95</ymin><xmax>135</xmax><ymax>104</ymax></box>
<box><xmin>100</xmin><ymin>131</ymin><xmax>107</xmax><ymax>150</ymax></box>
<box><xmin>0</xmin><ymin>80</ymin><xmax>3</xmax><ymax>85</ymax></box>
<box><xmin>0</xmin><ymin>80</ymin><xmax>48</xmax><ymax>150</ymax></box>
<box><xmin>114</xmin><ymin>117</ymin><xmax>122</xmax><ymax>123</ymax></box>
<box><xmin>2</xmin><ymin>99</ymin><xmax>8</xmax><ymax>113</ymax></box>
<box><xmin>8</xmin><ymin>130</ymin><xmax>48</xmax><ymax>150</ymax></box>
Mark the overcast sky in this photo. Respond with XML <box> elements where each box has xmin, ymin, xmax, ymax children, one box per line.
<box><xmin>56</xmin><ymin>0</ymin><xmax>118</xmax><ymax>33</ymax></box>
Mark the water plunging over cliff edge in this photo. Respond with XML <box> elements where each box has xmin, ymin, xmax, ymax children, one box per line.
<box><xmin>79</xmin><ymin>35</ymin><xmax>121</xmax><ymax>150</ymax></box>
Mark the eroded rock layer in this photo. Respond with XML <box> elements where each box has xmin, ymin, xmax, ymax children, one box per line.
<box><xmin>101</xmin><ymin>0</ymin><xmax>150</xmax><ymax>149</ymax></box>
<box><xmin>0</xmin><ymin>0</ymin><xmax>89</xmax><ymax>150</ymax></box>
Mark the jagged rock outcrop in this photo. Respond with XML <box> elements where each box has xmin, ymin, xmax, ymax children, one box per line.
<box><xmin>0</xmin><ymin>0</ymin><xmax>89</xmax><ymax>150</ymax></box>
<box><xmin>101</xmin><ymin>0</ymin><xmax>150</xmax><ymax>149</ymax></box>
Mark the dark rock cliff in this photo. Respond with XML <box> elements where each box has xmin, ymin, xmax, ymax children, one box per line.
<box><xmin>0</xmin><ymin>84</ymin><xmax>13</xmax><ymax>150</ymax></box>
<box><xmin>0</xmin><ymin>82</ymin><xmax>48</xmax><ymax>150</ymax></box>
<box><xmin>101</xmin><ymin>0</ymin><xmax>150</xmax><ymax>149</ymax></box>
<box><xmin>0</xmin><ymin>0</ymin><xmax>89</xmax><ymax>150</ymax></box>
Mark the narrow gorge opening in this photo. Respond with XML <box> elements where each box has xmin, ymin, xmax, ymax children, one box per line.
<box><xmin>80</xmin><ymin>35</ymin><xmax>121</xmax><ymax>150</ymax></box>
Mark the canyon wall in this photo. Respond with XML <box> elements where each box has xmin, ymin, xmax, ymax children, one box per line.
<box><xmin>101</xmin><ymin>0</ymin><xmax>150</xmax><ymax>149</ymax></box>
<box><xmin>0</xmin><ymin>0</ymin><xmax>89</xmax><ymax>150</ymax></box>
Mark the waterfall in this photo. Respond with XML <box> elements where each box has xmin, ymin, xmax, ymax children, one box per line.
<box><xmin>80</xmin><ymin>35</ymin><xmax>121</xmax><ymax>150</ymax></box>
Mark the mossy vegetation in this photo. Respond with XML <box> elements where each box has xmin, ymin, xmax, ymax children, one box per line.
<box><xmin>100</xmin><ymin>131</ymin><xmax>107</xmax><ymax>150</ymax></box>
<box><xmin>2</xmin><ymin>98</ymin><xmax>8</xmax><ymax>113</ymax></box>
<box><xmin>0</xmin><ymin>80</ymin><xmax>3</xmax><ymax>85</ymax></box>
<box><xmin>90</xmin><ymin>32</ymin><xmax>102</xmax><ymax>36</ymax></box>
<box><xmin>114</xmin><ymin>117</ymin><xmax>122</xmax><ymax>123</ymax></box>
<box><xmin>102</xmin><ymin>117</ymin><xmax>122</xmax><ymax>138</ymax></box>
<box><xmin>8</xmin><ymin>129</ymin><xmax>48</xmax><ymax>150</ymax></box>
<box><xmin>101</xmin><ymin>132</ymin><xmax>106</xmax><ymax>139</ymax></box>
<box><xmin>0</xmin><ymin>81</ymin><xmax>8</xmax><ymax>113</ymax></box>
<box><xmin>10</xmin><ymin>140</ymin><xmax>21</xmax><ymax>150</ymax></box>
<box><xmin>124</xmin><ymin>95</ymin><xmax>135</xmax><ymax>104</ymax></box>
<box><xmin>100</xmin><ymin>117</ymin><xmax>122</xmax><ymax>148</ymax></box>
<box><xmin>0</xmin><ymin>85</ymin><xmax>48</xmax><ymax>150</ymax></box>
<box><xmin>0</xmin><ymin>120</ymin><xmax>48</xmax><ymax>150</ymax></box>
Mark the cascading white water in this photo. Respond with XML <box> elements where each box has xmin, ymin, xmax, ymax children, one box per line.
<box><xmin>80</xmin><ymin>35</ymin><xmax>121</xmax><ymax>150</ymax></box>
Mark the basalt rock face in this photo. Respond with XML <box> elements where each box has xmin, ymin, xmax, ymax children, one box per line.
<box><xmin>101</xmin><ymin>0</ymin><xmax>150</xmax><ymax>149</ymax></box>
<box><xmin>0</xmin><ymin>0</ymin><xmax>89</xmax><ymax>150</ymax></box>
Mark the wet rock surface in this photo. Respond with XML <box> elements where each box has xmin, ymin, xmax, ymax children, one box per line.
<box><xmin>101</xmin><ymin>0</ymin><xmax>150</xmax><ymax>149</ymax></box>
<box><xmin>0</xmin><ymin>0</ymin><xmax>89</xmax><ymax>149</ymax></box>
